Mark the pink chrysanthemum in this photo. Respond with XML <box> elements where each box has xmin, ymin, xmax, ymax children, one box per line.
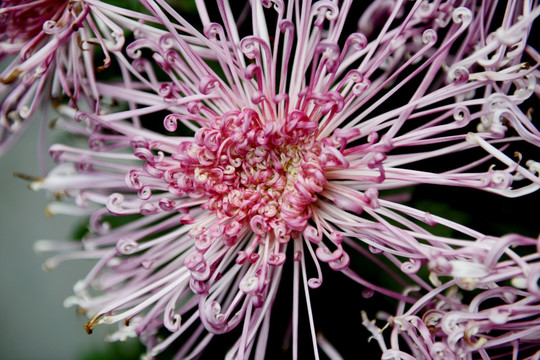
<box><xmin>4</xmin><ymin>0</ymin><xmax>539</xmax><ymax>359</ymax></box>
<box><xmin>0</xmin><ymin>0</ymin><xmax>155</xmax><ymax>159</ymax></box>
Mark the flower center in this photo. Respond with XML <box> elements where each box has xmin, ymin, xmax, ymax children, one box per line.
<box><xmin>171</xmin><ymin>109</ymin><xmax>334</xmax><ymax>242</ymax></box>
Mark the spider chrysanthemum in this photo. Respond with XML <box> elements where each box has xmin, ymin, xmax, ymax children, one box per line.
<box><xmin>2</xmin><ymin>0</ymin><xmax>539</xmax><ymax>359</ymax></box>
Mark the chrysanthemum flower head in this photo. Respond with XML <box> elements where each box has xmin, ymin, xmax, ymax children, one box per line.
<box><xmin>8</xmin><ymin>0</ymin><xmax>540</xmax><ymax>358</ymax></box>
<box><xmin>0</xmin><ymin>0</ymin><xmax>143</xmax><ymax>158</ymax></box>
